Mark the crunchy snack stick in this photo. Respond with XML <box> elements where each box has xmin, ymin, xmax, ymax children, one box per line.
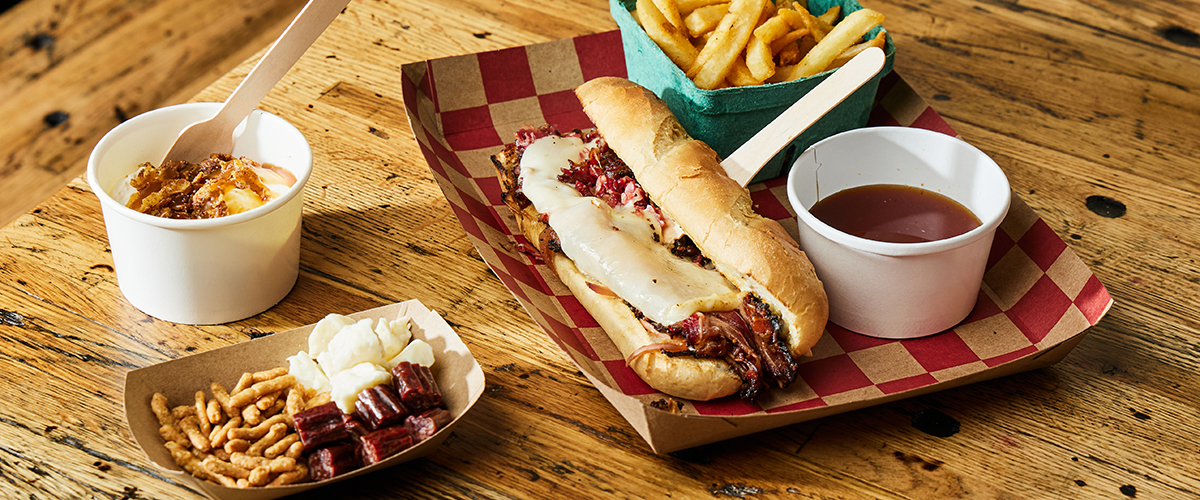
<box><xmin>210</xmin><ymin>416</ymin><xmax>242</xmax><ymax>448</ymax></box>
<box><xmin>211</xmin><ymin>382</ymin><xmax>236</xmax><ymax>418</ymax></box>
<box><xmin>178</xmin><ymin>415</ymin><xmax>211</xmax><ymax>452</ymax></box>
<box><xmin>267</xmin><ymin>463</ymin><xmax>309</xmax><ymax>487</ymax></box>
<box><xmin>151</xmin><ymin>393</ymin><xmax>174</xmax><ymax>427</ymax></box>
<box><xmin>264</xmin><ymin>433</ymin><xmax>300</xmax><ymax>459</ymax></box>
<box><xmin>201</xmin><ymin>456</ymin><xmax>251</xmax><ymax>480</ymax></box>
<box><xmin>229</xmin><ymin>414</ymin><xmax>289</xmax><ymax>441</ymax></box>
<box><xmin>248</xmin><ymin>423</ymin><xmax>289</xmax><ymax>456</ymax></box>
<box><xmin>194</xmin><ymin>391</ymin><xmax>212</xmax><ymax>435</ymax></box>
<box><xmin>230</xmin><ymin>376</ymin><xmax>296</xmax><ymax>409</ymax></box>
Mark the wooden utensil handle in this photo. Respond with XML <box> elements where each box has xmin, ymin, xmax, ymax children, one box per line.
<box><xmin>721</xmin><ymin>46</ymin><xmax>886</xmax><ymax>187</ymax></box>
<box><xmin>212</xmin><ymin>0</ymin><xmax>352</xmax><ymax>130</ymax></box>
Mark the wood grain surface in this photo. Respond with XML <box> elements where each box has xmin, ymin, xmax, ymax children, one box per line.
<box><xmin>1</xmin><ymin>0</ymin><xmax>1198</xmax><ymax>499</ymax></box>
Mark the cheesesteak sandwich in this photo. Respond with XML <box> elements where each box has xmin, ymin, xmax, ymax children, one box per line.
<box><xmin>491</xmin><ymin>77</ymin><xmax>828</xmax><ymax>401</ymax></box>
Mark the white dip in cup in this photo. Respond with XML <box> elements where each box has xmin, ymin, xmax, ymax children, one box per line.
<box><xmin>86</xmin><ymin>103</ymin><xmax>312</xmax><ymax>325</ymax></box>
<box><xmin>786</xmin><ymin>127</ymin><xmax>1011</xmax><ymax>339</ymax></box>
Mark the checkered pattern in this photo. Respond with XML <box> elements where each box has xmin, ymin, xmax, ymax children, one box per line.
<box><xmin>401</xmin><ymin>31</ymin><xmax>1113</xmax><ymax>416</ymax></box>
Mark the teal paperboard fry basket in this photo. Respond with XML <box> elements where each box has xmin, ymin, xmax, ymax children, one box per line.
<box><xmin>611</xmin><ymin>0</ymin><xmax>895</xmax><ymax>183</ymax></box>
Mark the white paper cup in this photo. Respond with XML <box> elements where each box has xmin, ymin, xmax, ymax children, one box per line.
<box><xmin>786</xmin><ymin>127</ymin><xmax>1011</xmax><ymax>339</ymax></box>
<box><xmin>86</xmin><ymin>103</ymin><xmax>312</xmax><ymax>325</ymax></box>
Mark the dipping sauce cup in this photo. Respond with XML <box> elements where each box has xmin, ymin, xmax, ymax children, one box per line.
<box><xmin>786</xmin><ymin>127</ymin><xmax>1011</xmax><ymax>339</ymax></box>
<box><xmin>86</xmin><ymin>103</ymin><xmax>312</xmax><ymax>325</ymax></box>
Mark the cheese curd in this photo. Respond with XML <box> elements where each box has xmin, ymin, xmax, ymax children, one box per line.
<box><xmin>285</xmin><ymin>314</ymin><xmax>430</xmax><ymax>414</ymax></box>
<box><xmin>329</xmin><ymin>362</ymin><xmax>393</xmax><ymax>413</ymax></box>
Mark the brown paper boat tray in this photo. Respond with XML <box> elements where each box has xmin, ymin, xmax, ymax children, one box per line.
<box><xmin>124</xmin><ymin>300</ymin><xmax>485</xmax><ymax>500</ymax></box>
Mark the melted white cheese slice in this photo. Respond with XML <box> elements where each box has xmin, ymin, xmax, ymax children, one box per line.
<box><xmin>519</xmin><ymin>135</ymin><xmax>741</xmax><ymax>325</ymax></box>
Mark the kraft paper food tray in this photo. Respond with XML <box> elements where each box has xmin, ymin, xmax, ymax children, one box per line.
<box><xmin>400</xmin><ymin>32</ymin><xmax>1114</xmax><ymax>453</ymax></box>
<box><xmin>612</xmin><ymin>0</ymin><xmax>895</xmax><ymax>183</ymax></box>
<box><xmin>124</xmin><ymin>300</ymin><xmax>485</xmax><ymax>500</ymax></box>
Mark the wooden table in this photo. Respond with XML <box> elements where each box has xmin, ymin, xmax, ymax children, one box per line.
<box><xmin>2</xmin><ymin>0</ymin><xmax>1197</xmax><ymax>498</ymax></box>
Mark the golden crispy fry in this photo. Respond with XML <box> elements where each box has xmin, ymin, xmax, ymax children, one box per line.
<box><xmin>675</xmin><ymin>0</ymin><xmax>727</xmax><ymax>16</ymax></box>
<box><xmin>769</xmin><ymin>28</ymin><xmax>810</xmax><ymax>53</ymax></box>
<box><xmin>791</xmin><ymin>4</ymin><xmax>825</xmax><ymax>42</ymax></box>
<box><xmin>637</xmin><ymin>0</ymin><xmax>700</xmax><ymax>71</ymax></box>
<box><xmin>687</xmin><ymin>0</ymin><xmax>767</xmax><ymax>89</ymax></box>
<box><xmin>775</xmin><ymin>7</ymin><xmax>806</xmax><ymax>30</ymax></box>
<box><xmin>726</xmin><ymin>55</ymin><xmax>763</xmax><ymax>86</ymax></box>
<box><xmin>827</xmin><ymin>30</ymin><xmax>887</xmax><ymax>70</ymax></box>
<box><xmin>746</xmin><ymin>34</ymin><xmax>774</xmax><ymax>81</ymax></box>
<box><xmin>816</xmin><ymin>5</ymin><xmax>840</xmax><ymax>32</ymax></box>
<box><xmin>684</xmin><ymin>3</ymin><xmax>729</xmax><ymax>38</ymax></box>
<box><xmin>229</xmin><ymin>375</ymin><xmax>295</xmax><ymax>410</ymax></box>
<box><xmin>653</xmin><ymin>0</ymin><xmax>684</xmax><ymax>28</ymax></box>
<box><xmin>777</xmin><ymin>41</ymin><xmax>802</xmax><ymax>65</ymax></box>
<box><xmin>782</xmin><ymin>8</ymin><xmax>884</xmax><ymax>81</ymax></box>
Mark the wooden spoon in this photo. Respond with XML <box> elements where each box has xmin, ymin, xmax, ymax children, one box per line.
<box><xmin>721</xmin><ymin>46</ymin><xmax>887</xmax><ymax>187</ymax></box>
<box><xmin>160</xmin><ymin>0</ymin><xmax>352</xmax><ymax>164</ymax></box>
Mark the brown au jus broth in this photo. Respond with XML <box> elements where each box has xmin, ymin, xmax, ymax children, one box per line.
<box><xmin>808</xmin><ymin>184</ymin><xmax>981</xmax><ymax>243</ymax></box>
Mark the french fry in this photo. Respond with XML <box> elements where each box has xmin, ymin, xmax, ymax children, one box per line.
<box><xmin>791</xmin><ymin>4</ymin><xmax>825</xmax><ymax>42</ymax></box>
<box><xmin>653</xmin><ymin>0</ymin><xmax>684</xmax><ymax>28</ymax></box>
<box><xmin>687</xmin><ymin>0</ymin><xmax>767</xmax><ymax>89</ymax></box>
<box><xmin>637</xmin><ymin>0</ymin><xmax>700</xmax><ymax>71</ymax></box>
<box><xmin>775</xmin><ymin>7</ymin><xmax>806</xmax><ymax>30</ymax></box>
<box><xmin>726</xmin><ymin>55</ymin><xmax>763</xmax><ymax>86</ymax></box>
<box><xmin>747</xmin><ymin>14</ymin><xmax>791</xmax><ymax>80</ymax></box>
<box><xmin>777</xmin><ymin>41</ymin><xmax>802</xmax><ymax>66</ymax></box>
<box><xmin>769</xmin><ymin>28</ymin><xmax>810</xmax><ymax>53</ymax></box>
<box><xmin>826</xmin><ymin>30</ymin><xmax>887</xmax><ymax>70</ymax></box>
<box><xmin>684</xmin><ymin>3</ymin><xmax>729</xmax><ymax>38</ymax></box>
<box><xmin>676</xmin><ymin>0</ymin><xmax>727</xmax><ymax>16</ymax></box>
<box><xmin>816</xmin><ymin>5</ymin><xmax>840</xmax><ymax>33</ymax></box>
<box><xmin>781</xmin><ymin>8</ymin><xmax>884</xmax><ymax>81</ymax></box>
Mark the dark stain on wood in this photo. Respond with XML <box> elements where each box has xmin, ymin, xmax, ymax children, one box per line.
<box><xmin>1086</xmin><ymin>195</ymin><xmax>1126</xmax><ymax>218</ymax></box>
<box><xmin>43</xmin><ymin>111</ymin><xmax>69</xmax><ymax>128</ymax></box>
<box><xmin>473</xmin><ymin>32</ymin><xmax>491</xmax><ymax>39</ymax></box>
<box><xmin>894</xmin><ymin>450</ymin><xmax>944</xmax><ymax>471</ymax></box>
<box><xmin>1075</xmin><ymin>479</ymin><xmax>1087</xmax><ymax>486</ymax></box>
<box><xmin>1120</xmin><ymin>484</ymin><xmax>1137</xmax><ymax>496</ymax></box>
<box><xmin>90</xmin><ymin>264</ymin><xmax>114</xmax><ymax>272</ymax></box>
<box><xmin>911</xmin><ymin>408</ymin><xmax>960</xmax><ymax>437</ymax></box>
<box><xmin>25</xmin><ymin>32</ymin><xmax>56</xmax><ymax>51</ymax></box>
<box><xmin>1</xmin><ymin>309</ymin><xmax>25</xmax><ymax>326</ymax></box>
<box><xmin>368</xmin><ymin>126</ymin><xmax>389</xmax><ymax>139</ymax></box>
<box><xmin>1157</xmin><ymin>26</ymin><xmax>1200</xmax><ymax>47</ymax></box>
<box><xmin>493</xmin><ymin>363</ymin><xmax>516</xmax><ymax>372</ymax></box>
<box><xmin>1130</xmin><ymin>408</ymin><xmax>1151</xmax><ymax>420</ymax></box>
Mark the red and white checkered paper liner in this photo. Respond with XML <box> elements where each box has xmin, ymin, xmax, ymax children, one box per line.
<box><xmin>400</xmin><ymin>31</ymin><xmax>1113</xmax><ymax>417</ymax></box>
